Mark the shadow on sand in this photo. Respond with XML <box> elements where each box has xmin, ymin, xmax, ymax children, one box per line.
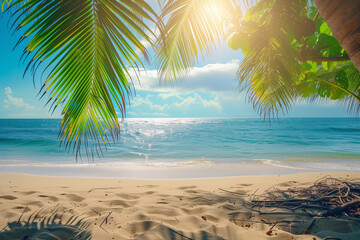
<box><xmin>0</xmin><ymin>206</ymin><xmax>92</xmax><ymax>240</ymax></box>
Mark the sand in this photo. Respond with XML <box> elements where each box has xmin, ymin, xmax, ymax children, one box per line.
<box><xmin>0</xmin><ymin>172</ymin><xmax>359</xmax><ymax>240</ymax></box>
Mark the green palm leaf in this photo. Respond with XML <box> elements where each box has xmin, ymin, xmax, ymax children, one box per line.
<box><xmin>156</xmin><ymin>0</ymin><xmax>250</xmax><ymax>82</ymax></box>
<box><xmin>7</xmin><ymin>0</ymin><xmax>160</xmax><ymax>159</ymax></box>
<box><xmin>238</xmin><ymin>34</ymin><xmax>302</xmax><ymax>118</ymax></box>
<box><xmin>237</xmin><ymin>0</ymin><xmax>305</xmax><ymax>118</ymax></box>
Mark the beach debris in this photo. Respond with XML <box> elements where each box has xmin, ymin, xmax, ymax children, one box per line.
<box><xmin>91</xmin><ymin>208</ymin><xmax>101</xmax><ymax>216</ymax></box>
<box><xmin>201</xmin><ymin>216</ymin><xmax>207</xmax><ymax>221</ymax></box>
<box><xmin>250</xmin><ymin>176</ymin><xmax>360</xmax><ymax>218</ymax></box>
<box><xmin>265</xmin><ymin>220</ymin><xmax>278</xmax><ymax>235</ymax></box>
<box><xmin>219</xmin><ymin>176</ymin><xmax>360</xmax><ymax>238</ymax></box>
<box><xmin>100</xmin><ymin>211</ymin><xmax>112</xmax><ymax>232</ymax></box>
<box><xmin>302</xmin><ymin>218</ymin><xmax>316</xmax><ymax>234</ymax></box>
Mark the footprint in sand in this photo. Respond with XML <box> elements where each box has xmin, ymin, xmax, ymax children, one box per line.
<box><xmin>126</xmin><ymin>220</ymin><xmax>157</xmax><ymax>233</ymax></box>
<box><xmin>38</xmin><ymin>195</ymin><xmax>59</xmax><ymax>202</ymax></box>
<box><xmin>189</xmin><ymin>196</ymin><xmax>216</xmax><ymax>206</ymax></box>
<box><xmin>115</xmin><ymin>193</ymin><xmax>140</xmax><ymax>200</ymax></box>
<box><xmin>238</xmin><ymin>183</ymin><xmax>253</xmax><ymax>187</ymax></box>
<box><xmin>110</xmin><ymin>199</ymin><xmax>131</xmax><ymax>208</ymax></box>
<box><xmin>12</xmin><ymin>206</ymin><xmax>31</xmax><ymax>213</ymax></box>
<box><xmin>277</xmin><ymin>181</ymin><xmax>300</xmax><ymax>187</ymax></box>
<box><xmin>177</xmin><ymin>185</ymin><xmax>197</xmax><ymax>190</ymax></box>
<box><xmin>25</xmin><ymin>201</ymin><xmax>44</xmax><ymax>207</ymax></box>
<box><xmin>181</xmin><ymin>206</ymin><xmax>207</xmax><ymax>215</ymax></box>
<box><xmin>185</xmin><ymin>190</ymin><xmax>198</xmax><ymax>194</ymax></box>
<box><xmin>148</xmin><ymin>208</ymin><xmax>179</xmax><ymax>216</ymax></box>
<box><xmin>0</xmin><ymin>195</ymin><xmax>17</xmax><ymax>200</ymax></box>
<box><xmin>65</xmin><ymin>194</ymin><xmax>85</xmax><ymax>202</ymax></box>
<box><xmin>18</xmin><ymin>191</ymin><xmax>37</xmax><ymax>196</ymax></box>
<box><xmin>136</xmin><ymin>184</ymin><xmax>159</xmax><ymax>188</ymax></box>
<box><xmin>143</xmin><ymin>191</ymin><xmax>157</xmax><ymax>195</ymax></box>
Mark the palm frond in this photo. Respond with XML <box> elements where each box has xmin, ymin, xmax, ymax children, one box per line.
<box><xmin>156</xmin><ymin>0</ymin><xmax>249</xmax><ymax>82</ymax></box>
<box><xmin>1</xmin><ymin>0</ymin><xmax>11</xmax><ymax>9</ymax></box>
<box><xmin>7</xmin><ymin>0</ymin><xmax>160</xmax><ymax>159</ymax></box>
<box><xmin>237</xmin><ymin>0</ymin><xmax>306</xmax><ymax>118</ymax></box>
<box><xmin>238</xmin><ymin>30</ymin><xmax>302</xmax><ymax>118</ymax></box>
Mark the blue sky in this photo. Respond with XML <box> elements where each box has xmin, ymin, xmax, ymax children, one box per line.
<box><xmin>0</xmin><ymin>3</ymin><xmax>351</xmax><ymax>119</ymax></box>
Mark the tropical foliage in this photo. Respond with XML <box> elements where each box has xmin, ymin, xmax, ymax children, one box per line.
<box><xmin>2</xmin><ymin>0</ymin><xmax>160</xmax><ymax>158</ymax></box>
<box><xmin>155</xmin><ymin>0</ymin><xmax>248</xmax><ymax>81</ymax></box>
<box><xmin>1</xmin><ymin>0</ymin><xmax>359</xmax><ymax>158</ymax></box>
<box><xmin>157</xmin><ymin>0</ymin><xmax>360</xmax><ymax>117</ymax></box>
<box><xmin>230</xmin><ymin>0</ymin><xmax>360</xmax><ymax>117</ymax></box>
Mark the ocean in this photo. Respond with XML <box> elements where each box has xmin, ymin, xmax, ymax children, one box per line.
<box><xmin>0</xmin><ymin>118</ymin><xmax>359</xmax><ymax>178</ymax></box>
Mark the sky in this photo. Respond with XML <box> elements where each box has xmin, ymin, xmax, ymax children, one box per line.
<box><xmin>0</xmin><ymin>2</ymin><xmax>351</xmax><ymax>119</ymax></box>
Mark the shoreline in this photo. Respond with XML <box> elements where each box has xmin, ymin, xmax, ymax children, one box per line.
<box><xmin>1</xmin><ymin>159</ymin><xmax>360</xmax><ymax>179</ymax></box>
<box><xmin>1</xmin><ymin>172</ymin><xmax>359</xmax><ymax>239</ymax></box>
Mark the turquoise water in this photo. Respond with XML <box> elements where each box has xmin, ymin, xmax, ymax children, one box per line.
<box><xmin>0</xmin><ymin>118</ymin><xmax>359</xmax><ymax>178</ymax></box>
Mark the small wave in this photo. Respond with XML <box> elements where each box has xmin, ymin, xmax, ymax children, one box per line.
<box><xmin>255</xmin><ymin>158</ymin><xmax>360</xmax><ymax>171</ymax></box>
<box><xmin>278</xmin><ymin>157</ymin><xmax>322</xmax><ymax>162</ymax></box>
<box><xmin>0</xmin><ymin>159</ymin><xmax>213</xmax><ymax>168</ymax></box>
<box><xmin>0</xmin><ymin>138</ymin><xmax>57</xmax><ymax>146</ymax></box>
<box><xmin>254</xmin><ymin>159</ymin><xmax>305</xmax><ymax>169</ymax></box>
<box><xmin>329</xmin><ymin>127</ymin><xmax>360</xmax><ymax>132</ymax></box>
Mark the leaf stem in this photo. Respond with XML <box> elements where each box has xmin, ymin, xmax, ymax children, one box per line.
<box><xmin>318</xmin><ymin>80</ymin><xmax>360</xmax><ymax>103</ymax></box>
<box><xmin>299</xmin><ymin>56</ymin><xmax>350</xmax><ymax>62</ymax></box>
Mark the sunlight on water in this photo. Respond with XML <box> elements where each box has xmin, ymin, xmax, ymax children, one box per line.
<box><xmin>0</xmin><ymin>118</ymin><xmax>359</xmax><ymax>177</ymax></box>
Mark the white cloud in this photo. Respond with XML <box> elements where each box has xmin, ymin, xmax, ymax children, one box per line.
<box><xmin>131</xmin><ymin>95</ymin><xmax>169</xmax><ymax>111</ymax></box>
<box><xmin>130</xmin><ymin>60</ymin><xmax>240</xmax><ymax>93</ymax></box>
<box><xmin>127</xmin><ymin>111</ymin><xmax>169</xmax><ymax>117</ymax></box>
<box><xmin>174</xmin><ymin>93</ymin><xmax>221</xmax><ymax>110</ymax></box>
<box><xmin>158</xmin><ymin>92</ymin><xmax>182</xmax><ymax>100</ymax></box>
<box><xmin>3</xmin><ymin>87</ymin><xmax>36</xmax><ymax>111</ymax></box>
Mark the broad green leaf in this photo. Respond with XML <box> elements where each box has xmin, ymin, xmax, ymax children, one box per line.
<box><xmin>228</xmin><ymin>32</ymin><xmax>250</xmax><ymax>53</ymax></box>
<box><xmin>319</xmin><ymin>22</ymin><xmax>331</xmax><ymax>34</ymax></box>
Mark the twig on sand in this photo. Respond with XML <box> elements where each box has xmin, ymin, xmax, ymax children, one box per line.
<box><xmin>91</xmin><ymin>208</ymin><xmax>101</xmax><ymax>216</ymax></box>
<box><xmin>169</xmin><ymin>228</ymin><xmax>193</xmax><ymax>240</ymax></box>
<box><xmin>250</xmin><ymin>188</ymin><xmax>260</xmax><ymax>201</ymax></box>
<box><xmin>304</xmin><ymin>218</ymin><xmax>316</xmax><ymax>232</ymax></box>
<box><xmin>270</xmin><ymin>220</ymin><xmax>278</xmax><ymax>230</ymax></box>
<box><xmin>250</xmin><ymin>176</ymin><xmax>360</xmax><ymax>218</ymax></box>
<box><xmin>100</xmin><ymin>211</ymin><xmax>112</xmax><ymax>229</ymax></box>
<box><xmin>323</xmin><ymin>199</ymin><xmax>360</xmax><ymax>217</ymax></box>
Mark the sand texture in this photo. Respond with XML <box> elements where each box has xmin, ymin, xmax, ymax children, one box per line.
<box><xmin>0</xmin><ymin>172</ymin><xmax>359</xmax><ymax>240</ymax></box>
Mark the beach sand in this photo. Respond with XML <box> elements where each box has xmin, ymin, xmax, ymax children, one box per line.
<box><xmin>0</xmin><ymin>172</ymin><xmax>359</xmax><ymax>240</ymax></box>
